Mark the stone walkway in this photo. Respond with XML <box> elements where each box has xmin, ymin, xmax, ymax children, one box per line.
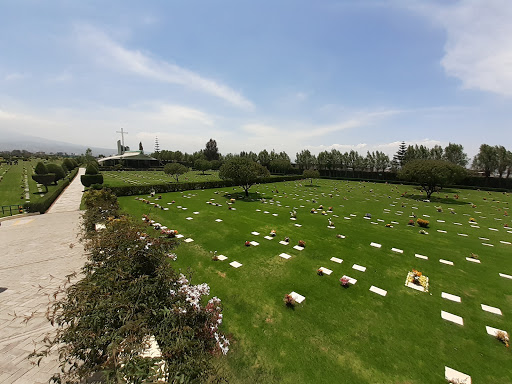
<box><xmin>0</xmin><ymin>168</ymin><xmax>86</xmax><ymax>383</ymax></box>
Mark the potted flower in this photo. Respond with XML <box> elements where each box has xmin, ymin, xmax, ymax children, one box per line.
<box><xmin>298</xmin><ymin>240</ymin><xmax>306</xmax><ymax>248</ymax></box>
<box><xmin>230</xmin><ymin>198</ymin><xmax>236</xmax><ymax>203</ymax></box>
<box><xmin>310</xmin><ymin>208</ymin><xmax>316</xmax><ymax>213</ymax></box>
<box><xmin>270</xmin><ymin>229</ymin><xmax>276</xmax><ymax>237</ymax></box>
<box><xmin>318</xmin><ymin>204</ymin><xmax>323</xmax><ymax>209</ymax></box>
<box><xmin>328</xmin><ymin>206</ymin><xmax>333</xmax><ymax>211</ymax></box>
<box><xmin>340</xmin><ymin>276</ymin><xmax>350</xmax><ymax>287</ymax></box>
<box><xmin>469</xmin><ymin>217</ymin><xmax>476</xmax><ymax>222</ymax></box>
<box><xmin>385</xmin><ymin>223</ymin><xmax>392</xmax><ymax>228</ymax></box>
<box><xmin>317</xmin><ymin>268</ymin><xmax>324</xmax><ymax>276</ymax></box>
<box><xmin>245</xmin><ymin>241</ymin><xmax>251</xmax><ymax>247</ymax></box>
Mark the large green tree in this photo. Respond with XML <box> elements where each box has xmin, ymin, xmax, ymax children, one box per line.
<box><xmin>398</xmin><ymin>159</ymin><xmax>467</xmax><ymax>199</ymax></box>
<box><xmin>443</xmin><ymin>143</ymin><xmax>469</xmax><ymax>167</ymax></box>
<box><xmin>194</xmin><ymin>159</ymin><xmax>210</xmax><ymax>175</ymax></box>
<box><xmin>204</xmin><ymin>139</ymin><xmax>219</xmax><ymax>161</ymax></box>
<box><xmin>164</xmin><ymin>163</ymin><xmax>189</xmax><ymax>182</ymax></box>
<box><xmin>219</xmin><ymin>157</ymin><xmax>270</xmax><ymax>196</ymax></box>
<box><xmin>472</xmin><ymin>144</ymin><xmax>498</xmax><ymax>177</ymax></box>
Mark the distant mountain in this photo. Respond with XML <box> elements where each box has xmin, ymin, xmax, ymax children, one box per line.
<box><xmin>0</xmin><ymin>131</ymin><xmax>114</xmax><ymax>156</ymax></box>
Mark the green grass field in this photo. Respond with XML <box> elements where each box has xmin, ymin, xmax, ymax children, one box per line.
<box><xmin>103</xmin><ymin>170</ymin><xmax>221</xmax><ymax>187</ymax></box>
<box><xmin>117</xmin><ymin>179</ymin><xmax>512</xmax><ymax>383</ymax></box>
<box><xmin>0</xmin><ymin>159</ymin><xmax>70</xmax><ymax>217</ymax></box>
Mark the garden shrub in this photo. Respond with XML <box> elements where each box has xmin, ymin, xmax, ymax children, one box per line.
<box><xmin>30</xmin><ymin>211</ymin><xmax>228</xmax><ymax>383</ymax></box>
<box><xmin>46</xmin><ymin>163</ymin><xmax>66</xmax><ymax>184</ymax></box>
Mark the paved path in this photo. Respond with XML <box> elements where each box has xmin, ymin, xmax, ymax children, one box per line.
<box><xmin>0</xmin><ymin>169</ymin><xmax>87</xmax><ymax>383</ymax></box>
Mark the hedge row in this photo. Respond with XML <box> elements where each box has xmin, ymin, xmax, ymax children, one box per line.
<box><xmin>107</xmin><ymin>175</ymin><xmax>303</xmax><ymax>196</ymax></box>
<box><xmin>24</xmin><ymin>168</ymin><xmax>79</xmax><ymax>213</ymax></box>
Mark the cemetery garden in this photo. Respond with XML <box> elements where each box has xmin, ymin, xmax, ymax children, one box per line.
<box><xmin>115</xmin><ymin>178</ymin><xmax>512</xmax><ymax>383</ymax></box>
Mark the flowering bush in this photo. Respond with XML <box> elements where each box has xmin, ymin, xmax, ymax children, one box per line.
<box><xmin>298</xmin><ymin>240</ymin><xmax>306</xmax><ymax>247</ymax></box>
<box><xmin>416</xmin><ymin>218</ymin><xmax>429</xmax><ymax>228</ymax></box>
<box><xmin>284</xmin><ymin>294</ymin><xmax>296</xmax><ymax>307</ymax></box>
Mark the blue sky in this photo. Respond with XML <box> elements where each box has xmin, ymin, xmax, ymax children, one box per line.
<box><xmin>1</xmin><ymin>0</ymin><xmax>511</xmax><ymax>160</ymax></box>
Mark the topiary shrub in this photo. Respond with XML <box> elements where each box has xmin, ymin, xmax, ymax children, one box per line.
<box><xmin>63</xmin><ymin>158</ymin><xmax>75</xmax><ymax>171</ymax></box>
<box><xmin>34</xmin><ymin>161</ymin><xmax>48</xmax><ymax>175</ymax></box>
<box><xmin>81</xmin><ymin>163</ymin><xmax>103</xmax><ymax>187</ymax></box>
<box><xmin>46</xmin><ymin>164</ymin><xmax>66</xmax><ymax>184</ymax></box>
<box><xmin>32</xmin><ymin>161</ymin><xmax>55</xmax><ymax>192</ymax></box>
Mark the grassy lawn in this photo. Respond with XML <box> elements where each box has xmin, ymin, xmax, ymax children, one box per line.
<box><xmin>117</xmin><ymin>179</ymin><xmax>512</xmax><ymax>383</ymax></box>
<box><xmin>0</xmin><ymin>159</ymin><xmax>71</xmax><ymax>217</ymax></box>
<box><xmin>103</xmin><ymin>170</ymin><xmax>222</xmax><ymax>187</ymax></box>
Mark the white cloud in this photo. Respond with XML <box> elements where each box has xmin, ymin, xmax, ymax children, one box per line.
<box><xmin>416</xmin><ymin>0</ymin><xmax>512</xmax><ymax>96</ymax></box>
<box><xmin>74</xmin><ymin>24</ymin><xmax>254</xmax><ymax>109</ymax></box>
<box><xmin>4</xmin><ymin>72</ymin><xmax>29</xmax><ymax>81</ymax></box>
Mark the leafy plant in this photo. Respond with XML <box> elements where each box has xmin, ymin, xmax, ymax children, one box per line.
<box><xmin>30</xmin><ymin>208</ymin><xmax>228</xmax><ymax>383</ymax></box>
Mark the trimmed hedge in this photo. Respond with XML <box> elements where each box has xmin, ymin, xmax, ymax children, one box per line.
<box><xmin>107</xmin><ymin>175</ymin><xmax>303</xmax><ymax>196</ymax></box>
<box><xmin>81</xmin><ymin>174</ymin><xmax>104</xmax><ymax>187</ymax></box>
<box><xmin>24</xmin><ymin>168</ymin><xmax>79</xmax><ymax>213</ymax></box>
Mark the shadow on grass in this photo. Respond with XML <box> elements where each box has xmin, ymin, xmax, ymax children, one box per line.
<box><xmin>402</xmin><ymin>194</ymin><xmax>468</xmax><ymax>206</ymax></box>
<box><xmin>222</xmin><ymin>191</ymin><xmax>264</xmax><ymax>201</ymax></box>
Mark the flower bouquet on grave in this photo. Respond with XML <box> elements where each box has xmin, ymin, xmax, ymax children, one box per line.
<box><xmin>469</xmin><ymin>217</ymin><xmax>476</xmax><ymax>222</ymax></box>
<box><xmin>167</xmin><ymin>253</ymin><xmax>177</xmax><ymax>261</ymax></box>
<box><xmin>471</xmin><ymin>204</ymin><xmax>477</xmax><ymax>208</ymax></box>
<box><xmin>211</xmin><ymin>251</ymin><xmax>219</xmax><ymax>261</ymax></box>
<box><xmin>153</xmin><ymin>223</ymin><xmax>161</xmax><ymax>230</ymax></box>
<box><xmin>284</xmin><ymin>294</ymin><xmax>296</xmax><ymax>307</ymax></box>
<box><xmin>171</xmin><ymin>200</ymin><xmax>175</xmax><ymax>204</ymax></box>
<box><xmin>310</xmin><ymin>208</ymin><xmax>316</xmax><ymax>213</ymax></box>
<box><xmin>298</xmin><ymin>240</ymin><xmax>306</xmax><ymax>248</ymax></box>
<box><xmin>228</xmin><ymin>205</ymin><xmax>234</xmax><ymax>210</ymax></box>
<box><xmin>317</xmin><ymin>268</ymin><xmax>324</xmax><ymax>276</ymax></box>
<box><xmin>495</xmin><ymin>331</ymin><xmax>510</xmax><ymax>348</ymax></box>
<box><xmin>161</xmin><ymin>229</ymin><xmax>177</xmax><ymax>238</ymax></box>
<box><xmin>230</xmin><ymin>198</ymin><xmax>236</xmax><ymax>203</ymax></box>
<box><xmin>322</xmin><ymin>211</ymin><xmax>327</xmax><ymax>215</ymax></box>
<box><xmin>318</xmin><ymin>204</ymin><xmax>324</xmax><ymax>210</ymax></box>
<box><xmin>245</xmin><ymin>241</ymin><xmax>251</xmax><ymax>247</ymax></box>
<box><xmin>419</xmin><ymin>229</ymin><xmax>428</xmax><ymax>235</ymax></box>
<box><xmin>408</xmin><ymin>219</ymin><xmax>415</xmax><ymax>226</ymax></box>
<box><xmin>340</xmin><ymin>276</ymin><xmax>350</xmax><ymax>287</ymax></box>
<box><xmin>405</xmin><ymin>269</ymin><xmax>429</xmax><ymax>292</ymax></box>
<box><xmin>290</xmin><ymin>210</ymin><xmax>297</xmax><ymax>218</ymax></box>
<box><xmin>436</xmin><ymin>206</ymin><xmax>443</xmax><ymax>212</ymax></box>
<box><xmin>365</xmin><ymin>213</ymin><xmax>372</xmax><ymax>218</ymax></box>
<box><xmin>284</xmin><ymin>236</ymin><xmax>290</xmax><ymax>243</ymax></box>
<box><xmin>142</xmin><ymin>214</ymin><xmax>150</xmax><ymax>223</ymax></box>
<box><xmin>270</xmin><ymin>229</ymin><xmax>276</xmax><ymax>237</ymax></box>
<box><xmin>385</xmin><ymin>223</ymin><xmax>392</xmax><ymax>228</ymax></box>
<box><xmin>328</xmin><ymin>206</ymin><xmax>333</xmax><ymax>212</ymax></box>
<box><xmin>469</xmin><ymin>252</ymin><xmax>478</xmax><ymax>260</ymax></box>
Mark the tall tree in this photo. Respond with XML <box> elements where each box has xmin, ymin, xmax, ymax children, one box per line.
<box><xmin>219</xmin><ymin>157</ymin><xmax>270</xmax><ymax>196</ymax></box>
<box><xmin>295</xmin><ymin>149</ymin><xmax>315</xmax><ymax>171</ymax></box>
<box><xmin>374</xmin><ymin>151</ymin><xmax>390</xmax><ymax>172</ymax></box>
<box><xmin>257</xmin><ymin>149</ymin><xmax>271</xmax><ymax>168</ymax></box>
<box><xmin>496</xmin><ymin>145</ymin><xmax>509</xmax><ymax>178</ymax></box>
<box><xmin>393</xmin><ymin>141</ymin><xmax>407</xmax><ymax>168</ymax></box>
<box><xmin>398</xmin><ymin>159</ymin><xmax>467</xmax><ymax>199</ymax></box>
<box><xmin>443</xmin><ymin>143</ymin><xmax>469</xmax><ymax>167</ymax></box>
<box><xmin>472</xmin><ymin>144</ymin><xmax>498</xmax><ymax>177</ymax></box>
<box><xmin>139</xmin><ymin>141</ymin><xmax>143</xmax><ymax>152</ymax></box>
<box><xmin>204</xmin><ymin>139</ymin><xmax>220</xmax><ymax>161</ymax></box>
